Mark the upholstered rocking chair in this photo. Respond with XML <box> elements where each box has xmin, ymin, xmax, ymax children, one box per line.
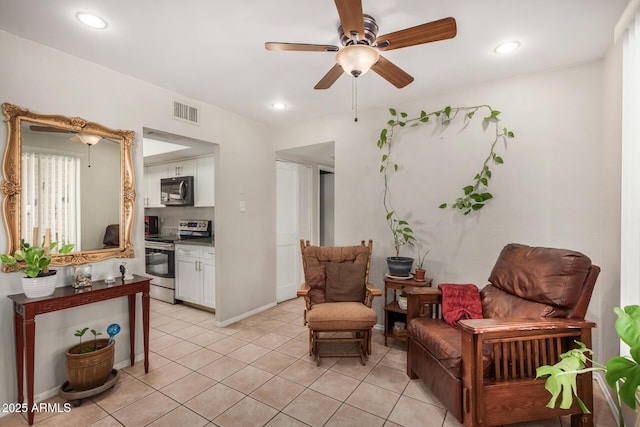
<box><xmin>297</xmin><ymin>240</ymin><xmax>382</xmax><ymax>365</ymax></box>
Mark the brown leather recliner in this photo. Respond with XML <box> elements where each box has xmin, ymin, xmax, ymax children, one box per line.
<box><xmin>406</xmin><ymin>243</ymin><xmax>600</xmax><ymax>427</ymax></box>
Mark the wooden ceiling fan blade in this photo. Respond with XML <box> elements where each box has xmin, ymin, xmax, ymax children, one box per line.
<box><xmin>371</xmin><ymin>56</ymin><xmax>414</xmax><ymax>88</ymax></box>
<box><xmin>314</xmin><ymin>64</ymin><xmax>344</xmax><ymax>90</ymax></box>
<box><xmin>29</xmin><ymin>125</ymin><xmax>76</xmax><ymax>134</ymax></box>
<box><xmin>375</xmin><ymin>17</ymin><xmax>457</xmax><ymax>51</ymax></box>
<box><xmin>334</xmin><ymin>0</ymin><xmax>364</xmax><ymax>40</ymax></box>
<box><xmin>265</xmin><ymin>42</ymin><xmax>339</xmax><ymax>52</ymax></box>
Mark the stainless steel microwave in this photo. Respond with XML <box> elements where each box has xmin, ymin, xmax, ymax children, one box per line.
<box><xmin>161</xmin><ymin>176</ymin><xmax>194</xmax><ymax>206</ymax></box>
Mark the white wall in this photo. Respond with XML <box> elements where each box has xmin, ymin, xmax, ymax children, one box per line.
<box><xmin>0</xmin><ymin>30</ymin><xmax>276</xmax><ymax>406</ymax></box>
<box><xmin>275</xmin><ymin>60</ymin><xmax>620</xmax><ymax>363</ymax></box>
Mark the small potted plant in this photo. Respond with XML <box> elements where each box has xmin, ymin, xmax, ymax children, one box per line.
<box><xmin>537</xmin><ymin>305</ymin><xmax>640</xmax><ymax>426</ymax></box>
<box><xmin>414</xmin><ymin>248</ymin><xmax>430</xmax><ymax>281</ymax></box>
<box><xmin>65</xmin><ymin>324</ymin><xmax>119</xmax><ymax>392</ymax></box>
<box><xmin>0</xmin><ymin>238</ymin><xmax>74</xmax><ymax>298</ymax></box>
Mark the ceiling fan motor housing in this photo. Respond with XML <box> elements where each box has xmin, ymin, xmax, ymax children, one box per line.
<box><xmin>338</xmin><ymin>14</ymin><xmax>379</xmax><ymax>47</ymax></box>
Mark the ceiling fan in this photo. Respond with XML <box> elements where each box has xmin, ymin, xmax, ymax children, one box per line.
<box><xmin>265</xmin><ymin>0</ymin><xmax>457</xmax><ymax>89</ymax></box>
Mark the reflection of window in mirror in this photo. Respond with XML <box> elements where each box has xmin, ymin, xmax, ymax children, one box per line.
<box><xmin>22</xmin><ymin>151</ymin><xmax>80</xmax><ymax>248</ymax></box>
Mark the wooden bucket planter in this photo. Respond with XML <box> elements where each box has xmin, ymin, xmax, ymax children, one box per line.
<box><xmin>65</xmin><ymin>338</ymin><xmax>114</xmax><ymax>392</ymax></box>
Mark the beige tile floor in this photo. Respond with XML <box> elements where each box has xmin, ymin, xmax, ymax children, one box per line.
<box><xmin>1</xmin><ymin>297</ymin><xmax>617</xmax><ymax>427</ymax></box>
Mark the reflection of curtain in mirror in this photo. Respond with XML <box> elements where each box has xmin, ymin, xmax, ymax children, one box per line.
<box><xmin>22</xmin><ymin>151</ymin><xmax>80</xmax><ymax>249</ymax></box>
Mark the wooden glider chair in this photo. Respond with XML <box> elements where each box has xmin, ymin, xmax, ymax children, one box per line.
<box><xmin>297</xmin><ymin>240</ymin><xmax>382</xmax><ymax>365</ymax></box>
<box><xmin>406</xmin><ymin>243</ymin><xmax>600</xmax><ymax>427</ymax></box>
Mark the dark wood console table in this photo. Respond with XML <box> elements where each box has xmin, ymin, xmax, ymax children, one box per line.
<box><xmin>7</xmin><ymin>274</ymin><xmax>151</xmax><ymax>426</ymax></box>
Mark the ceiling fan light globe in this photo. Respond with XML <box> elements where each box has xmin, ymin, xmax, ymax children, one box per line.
<box><xmin>336</xmin><ymin>45</ymin><xmax>379</xmax><ymax>78</ymax></box>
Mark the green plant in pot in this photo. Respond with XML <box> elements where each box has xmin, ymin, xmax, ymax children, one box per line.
<box><xmin>385</xmin><ymin>211</ymin><xmax>416</xmax><ymax>276</ymax></box>
<box><xmin>414</xmin><ymin>248</ymin><xmax>430</xmax><ymax>281</ymax></box>
<box><xmin>536</xmin><ymin>305</ymin><xmax>640</xmax><ymax>427</ymax></box>
<box><xmin>66</xmin><ymin>324</ymin><xmax>119</xmax><ymax>392</ymax></box>
<box><xmin>0</xmin><ymin>238</ymin><xmax>74</xmax><ymax>298</ymax></box>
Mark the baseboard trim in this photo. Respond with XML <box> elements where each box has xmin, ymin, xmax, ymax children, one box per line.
<box><xmin>215</xmin><ymin>302</ymin><xmax>277</xmax><ymax>327</ymax></box>
<box><xmin>594</xmin><ymin>371</ymin><xmax>620</xmax><ymax>426</ymax></box>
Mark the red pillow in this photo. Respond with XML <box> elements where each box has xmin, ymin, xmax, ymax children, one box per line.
<box><xmin>438</xmin><ymin>283</ymin><xmax>483</xmax><ymax>327</ymax></box>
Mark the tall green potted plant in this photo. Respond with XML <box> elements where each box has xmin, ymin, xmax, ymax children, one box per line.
<box><xmin>1</xmin><ymin>238</ymin><xmax>74</xmax><ymax>298</ymax></box>
<box><xmin>537</xmin><ymin>305</ymin><xmax>640</xmax><ymax>427</ymax></box>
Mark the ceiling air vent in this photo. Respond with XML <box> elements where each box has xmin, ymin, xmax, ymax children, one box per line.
<box><xmin>172</xmin><ymin>100</ymin><xmax>200</xmax><ymax>125</ymax></box>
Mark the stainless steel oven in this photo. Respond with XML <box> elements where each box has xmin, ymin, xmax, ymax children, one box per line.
<box><xmin>145</xmin><ymin>240</ymin><xmax>176</xmax><ymax>304</ymax></box>
<box><xmin>145</xmin><ymin>219</ymin><xmax>212</xmax><ymax>304</ymax></box>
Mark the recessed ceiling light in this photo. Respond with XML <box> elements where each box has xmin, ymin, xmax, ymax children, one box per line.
<box><xmin>495</xmin><ymin>41</ymin><xmax>520</xmax><ymax>54</ymax></box>
<box><xmin>76</xmin><ymin>12</ymin><xmax>108</xmax><ymax>29</ymax></box>
<box><xmin>272</xmin><ymin>103</ymin><xmax>287</xmax><ymax>110</ymax></box>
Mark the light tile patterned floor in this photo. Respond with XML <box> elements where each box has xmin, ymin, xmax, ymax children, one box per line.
<box><xmin>0</xmin><ymin>297</ymin><xmax>618</xmax><ymax>427</ymax></box>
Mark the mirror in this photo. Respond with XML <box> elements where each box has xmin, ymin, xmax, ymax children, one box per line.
<box><xmin>1</xmin><ymin>103</ymin><xmax>135</xmax><ymax>267</ymax></box>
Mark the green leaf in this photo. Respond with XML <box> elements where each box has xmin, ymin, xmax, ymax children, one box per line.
<box><xmin>386</xmin><ymin>211</ymin><xmax>394</xmax><ymax>220</ymax></box>
<box><xmin>420</xmin><ymin>117</ymin><xmax>429</xmax><ymax>123</ymax></box>
<box><xmin>508</xmin><ymin>131</ymin><xmax>515</xmax><ymax>138</ymax></box>
<box><xmin>467</xmin><ymin>111</ymin><xmax>475</xmax><ymax>119</ymax></box>
<box><xmin>471</xmin><ymin>204</ymin><xmax>484</xmax><ymax>210</ymax></box>
<box><xmin>435</xmin><ymin>111</ymin><xmax>441</xmax><ymax>117</ymax></box>
<box><xmin>377</xmin><ymin>140</ymin><xmax>383</xmax><ymax>149</ymax></box>
<box><xmin>480</xmin><ymin>178</ymin><xmax>488</xmax><ymax>186</ymax></box>
<box><xmin>439</xmin><ymin>203</ymin><xmax>447</xmax><ymax>209</ymax></box>
<box><xmin>388</xmin><ymin>119</ymin><xmax>395</xmax><ymax>126</ymax></box>
<box><xmin>420</xmin><ymin>110</ymin><xmax>427</xmax><ymax>118</ymax></box>
<box><xmin>400</xmin><ymin>112</ymin><xmax>408</xmax><ymax>118</ymax></box>
<box><xmin>444</xmin><ymin>106</ymin><xmax>452</xmax><ymax>118</ymax></box>
<box><xmin>480</xmin><ymin>192</ymin><xmax>493</xmax><ymax>201</ymax></box>
<box><xmin>536</xmin><ymin>343</ymin><xmax>591</xmax><ymax>410</ymax></box>
<box><xmin>463</xmin><ymin>185</ymin><xmax>474</xmax><ymax>195</ymax></box>
<box><xmin>614</xmin><ymin>306</ymin><xmax>640</xmax><ymax>348</ymax></box>
<box><xmin>398</xmin><ymin>122</ymin><xmax>406</xmax><ymax>127</ymax></box>
<box><xmin>494</xmin><ymin>156</ymin><xmax>504</xmax><ymax>164</ymax></box>
<box><xmin>382</xmin><ymin>154</ymin><xmax>388</xmax><ymax>162</ymax></box>
<box><xmin>379</xmin><ymin>165</ymin><xmax>384</xmax><ymax>173</ymax></box>
<box><xmin>606</xmin><ymin>355</ymin><xmax>640</xmax><ymax>410</ymax></box>
<box><xmin>411</xmin><ymin>123</ymin><xmax>419</xmax><ymax>127</ymax></box>
<box><xmin>470</xmin><ymin>193</ymin><xmax>483</xmax><ymax>202</ymax></box>
<box><xmin>394</xmin><ymin>164</ymin><xmax>398</xmax><ymax>171</ymax></box>
<box><xmin>491</xmin><ymin>110</ymin><xmax>501</xmax><ymax>118</ymax></box>
<box><xmin>389</xmin><ymin>108</ymin><xmax>397</xmax><ymax>116</ymax></box>
<box><xmin>397</xmin><ymin>220</ymin><xmax>408</xmax><ymax>225</ymax></box>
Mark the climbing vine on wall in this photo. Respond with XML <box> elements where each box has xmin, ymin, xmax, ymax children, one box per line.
<box><xmin>377</xmin><ymin>105</ymin><xmax>515</xmax><ymax>255</ymax></box>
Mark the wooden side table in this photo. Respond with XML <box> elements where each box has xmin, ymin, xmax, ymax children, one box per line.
<box><xmin>7</xmin><ymin>274</ymin><xmax>151</xmax><ymax>426</ymax></box>
<box><xmin>383</xmin><ymin>276</ymin><xmax>432</xmax><ymax>345</ymax></box>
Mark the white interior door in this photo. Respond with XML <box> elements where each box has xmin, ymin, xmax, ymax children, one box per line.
<box><xmin>276</xmin><ymin>161</ymin><xmax>311</xmax><ymax>302</ymax></box>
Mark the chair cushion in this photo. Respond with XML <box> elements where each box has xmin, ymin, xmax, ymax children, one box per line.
<box><xmin>481</xmin><ymin>285</ymin><xmax>568</xmax><ymax>318</ymax></box>
<box><xmin>306</xmin><ymin>302</ymin><xmax>377</xmax><ymax>330</ymax></box>
<box><xmin>488</xmin><ymin>243</ymin><xmax>592</xmax><ymax>308</ymax></box>
<box><xmin>305</xmin><ymin>264</ymin><xmax>326</xmax><ymax>306</ymax></box>
<box><xmin>408</xmin><ymin>317</ymin><xmax>493</xmax><ymax>379</ymax></box>
<box><xmin>325</xmin><ymin>262</ymin><xmax>366</xmax><ymax>302</ymax></box>
<box><xmin>302</xmin><ymin>245</ymin><xmax>369</xmax><ymax>265</ymax></box>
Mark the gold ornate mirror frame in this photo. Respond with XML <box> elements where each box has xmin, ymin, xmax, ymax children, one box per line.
<box><xmin>1</xmin><ymin>103</ymin><xmax>136</xmax><ymax>267</ymax></box>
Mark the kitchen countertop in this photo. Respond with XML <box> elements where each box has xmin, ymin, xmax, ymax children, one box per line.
<box><xmin>173</xmin><ymin>238</ymin><xmax>214</xmax><ymax>247</ymax></box>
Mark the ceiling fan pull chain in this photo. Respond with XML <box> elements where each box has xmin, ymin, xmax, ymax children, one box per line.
<box><xmin>352</xmin><ymin>77</ymin><xmax>359</xmax><ymax>122</ymax></box>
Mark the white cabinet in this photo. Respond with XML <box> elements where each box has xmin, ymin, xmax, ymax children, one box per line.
<box><xmin>194</xmin><ymin>156</ymin><xmax>215</xmax><ymax>207</ymax></box>
<box><xmin>145</xmin><ymin>156</ymin><xmax>213</xmax><ymax>207</ymax></box>
<box><xmin>165</xmin><ymin>160</ymin><xmax>194</xmax><ymax>177</ymax></box>
<box><xmin>144</xmin><ymin>164</ymin><xmax>166</xmax><ymax>208</ymax></box>
<box><xmin>175</xmin><ymin>244</ymin><xmax>215</xmax><ymax>309</ymax></box>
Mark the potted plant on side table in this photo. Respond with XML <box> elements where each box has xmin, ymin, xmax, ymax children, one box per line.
<box><xmin>385</xmin><ymin>212</ymin><xmax>416</xmax><ymax>277</ymax></box>
<box><xmin>414</xmin><ymin>249</ymin><xmax>430</xmax><ymax>281</ymax></box>
<box><xmin>0</xmin><ymin>238</ymin><xmax>74</xmax><ymax>298</ymax></box>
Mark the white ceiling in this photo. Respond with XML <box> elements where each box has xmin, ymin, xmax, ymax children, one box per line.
<box><xmin>0</xmin><ymin>0</ymin><xmax>628</xmax><ymax>127</ymax></box>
